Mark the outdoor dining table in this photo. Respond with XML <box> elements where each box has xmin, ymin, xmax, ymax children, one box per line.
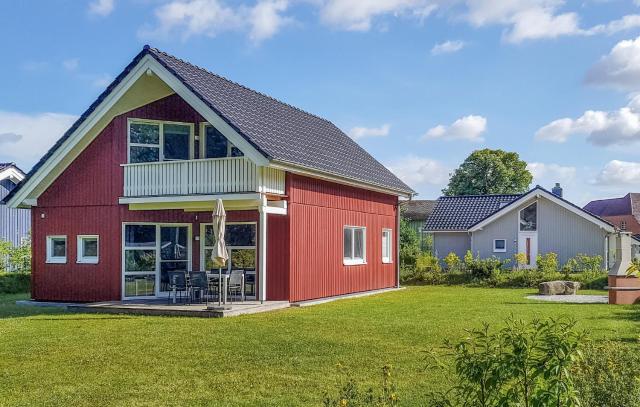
<box><xmin>206</xmin><ymin>271</ymin><xmax>230</xmax><ymax>305</ymax></box>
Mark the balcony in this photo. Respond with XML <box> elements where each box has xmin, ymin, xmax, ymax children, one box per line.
<box><xmin>122</xmin><ymin>157</ymin><xmax>285</xmax><ymax>198</ymax></box>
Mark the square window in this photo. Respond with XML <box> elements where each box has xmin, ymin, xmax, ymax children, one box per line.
<box><xmin>163</xmin><ymin>124</ymin><xmax>190</xmax><ymax>160</ymax></box>
<box><xmin>493</xmin><ymin>239</ymin><xmax>507</xmax><ymax>253</ymax></box>
<box><xmin>343</xmin><ymin>226</ymin><xmax>366</xmax><ymax>265</ymax></box>
<box><xmin>46</xmin><ymin>236</ymin><xmax>67</xmax><ymax>264</ymax></box>
<box><xmin>77</xmin><ymin>235</ymin><xmax>99</xmax><ymax>264</ymax></box>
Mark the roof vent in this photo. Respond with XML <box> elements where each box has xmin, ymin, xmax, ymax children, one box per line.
<box><xmin>552</xmin><ymin>183</ymin><xmax>563</xmax><ymax>198</ymax></box>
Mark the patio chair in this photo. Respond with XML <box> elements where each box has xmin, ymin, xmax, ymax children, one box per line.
<box><xmin>228</xmin><ymin>269</ymin><xmax>245</xmax><ymax>303</ymax></box>
<box><xmin>189</xmin><ymin>271</ymin><xmax>209</xmax><ymax>304</ymax></box>
<box><xmin>166</xmin><ymin>271</ymin><xmax>188</xmax><ymax>304</ymax></box>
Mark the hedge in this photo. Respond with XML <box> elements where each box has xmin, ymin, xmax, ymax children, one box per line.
<box><xmin>0</xmin><ymin>273</ymin><xmax>30</xmax><ymax>294</ymax></box>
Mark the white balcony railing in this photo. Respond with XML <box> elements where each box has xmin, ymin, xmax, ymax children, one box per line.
<box><xmin>122</xmin><ymin>157</ymin><xmax>285</xmax><ymax>197</ymax></box>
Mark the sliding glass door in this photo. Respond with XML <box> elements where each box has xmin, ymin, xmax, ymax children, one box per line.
<box><xmin>122</xmin><ymin>224</ymin><xmax>191</xmax><ymax>299</ymax></box>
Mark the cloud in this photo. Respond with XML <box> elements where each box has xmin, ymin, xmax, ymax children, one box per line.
<box><xmin>527</xmin><ymin>162</ymin><xmax>576</xmax><ymax>187</ymax></box>
<box><xmin>0</xmin><ymin>111</ymin><xmax>78</xmax><ymax>170</ymax></box>
<box><xmin>88</xmin><ymin>0</ymin><xmax>115</xmax><ymax>17</ymax></box>
<box><xmin>140</xmin><ymin>0</ymin><xmax>290</xmax><ymax>43</ymax></box>
<box><xmin>585</xmin><ymin>36</ymin><xmax>640</xmax><ymax>92</ymax></box>
<box><xmin>62</xmin><ymin>58</ymin><xmax>79</xmax><ymax>72</ymax></box>
<box><xmin>385</xmin><ymin>155</ymin><xmax>450</xmax><ymax>189</ymax></box>
<box><xmin>594</xmin><ymin>160</ymin><xmax>640</xmax><ymax>185</ymax></box>
<box><xmin>431</xmin><ymin>40</ymin><xmax>465</xmax><ymax>55</ymax></box>
<box><xmin>348</xmin><ymin>124</ymin><xmax>391</xmax><ymax>140</ymax></box>
<box><xmin>535</xmin><ymin>95</ymin><xmax>640</xmax><ymax>146</ymax></box>
<box><xmin>92</xmin><ymin>74</ymin><xmax>112</xmax><ymax>88</ymax></box>
<box><xmin>319</xmin><ymin>0</ymin><xmax>437</xmax><ymax>31</ymax></box>
<box><xmin>423</xmin><ymin>115</ymin><xmax>487</xmax><ymax>142</ymax></box>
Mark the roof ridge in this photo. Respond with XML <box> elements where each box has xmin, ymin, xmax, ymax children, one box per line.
<box><xmin>438</xmin><ymin>193</ymin><xmax>522</xmax><ymax>199</ymax></box>
<box><xmin>148</xmin><ymin>47</ymin><xmax>335</xmax><ymax>126</ymax></box>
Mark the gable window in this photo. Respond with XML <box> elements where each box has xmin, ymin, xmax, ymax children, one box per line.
<box><xmin>46</xmin><ymin>236</ymin><xmax>67</xmax><ymax>264</ymax></box>
<box><xmin>202</xmin><ymin>124</ymin><xmax>244</xmax><ymax>159</ymax></box>
<box><xmin>77</xmin><ymin>235</ymin><xmax>99</xmax><ymax>264</ymax></box>
<box><xmin>344</xmin><ymin>226</ymin><xmax>366</xmax><ymax>265</ymax></box>
<box><xmin>493</xmin><ymin>239</ymin><xmax>507</xmax><ymax>253</ymax></box>
<box><xmin>128</xmin><ymin>120</ymin><xmax>193</xmax><ymax>163</ymax></box>
<box><xmin>519</xmin><ymin>202</ymin><xmax>537</xmax><ymax>231</ymax></box>
<box><xmin>382</xmin><ymin>228</ymin><xmax>392</xmax><ymax>263</ymax></box>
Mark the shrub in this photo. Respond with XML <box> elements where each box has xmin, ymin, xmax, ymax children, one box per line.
<box><xmin>464</xmin><ymin>253</ymin><xmax>509</xmax><ymax>279</ymax></box>
<box><xmin>427</xmin><ymin>316</ymin><xmax>585</xmax><ymax>407</ymax></box>
<box><xmin>323</xmin><ymin>364</ymin><xmax>398</xmax><ymax>407</ymax></box>
<box><xmin>0</xmin><ymin>237</ymin><xmax>31</xmax><ymax>273</ymax></box>
<box><xmin>536</xmin><ymin>252</ymin><xmax>558</xmax><ymax>274</ymax></box>
<box><xmin>0</xmin><ymin>272</ymin><xmax>30</xmax><ymax>294</ymax></box>
<box><xmin>399</xmin><ymin>216</ymin><xmax>420</xmax><ymax>269</ymax></box>
<box><xmin>574</xmin><ymin>341</ymin><xmax>640</xmax><ymax>407</ymax></box>
<box><xmin>562</xmin><ymin>254</ymin><xmax>603</xmax><ymax>276</ymax></box>
<box><xmin>514</xmin><ymin>252</ymin><xmax>528</xmax><ymax>270</ymax></box>
<box><xmin>443</xmin><ymin>252</ymin><xmax>460</xmax><ymax>273</ymax></box>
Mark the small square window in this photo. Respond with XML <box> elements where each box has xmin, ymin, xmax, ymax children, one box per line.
<box><xmin>46</xmin><ymin>236</ymin><xmax>67</xmax><ymax>264</ymax></box>
<box><xmin>344</xmin><ymin>226</ymin><xmax>366</xmax><ymax>265</ymax></box>
<box><xmin>493</xmin><ymin>239</ymin><xmax>507</xmax><ymax>253</ymax></box>
<box><xmin>77</xmin><ymin>235</ymin><xmax>99</xmax><ymax>264</ymax></box>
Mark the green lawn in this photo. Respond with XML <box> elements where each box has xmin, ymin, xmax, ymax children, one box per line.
<box><xmin>0</xmin><ymin>287</ymin><xmax>638</xmax><ymax>406</ymax></box>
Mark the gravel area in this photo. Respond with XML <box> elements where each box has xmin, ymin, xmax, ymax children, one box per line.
<box><xmin>525</xmin><ymin>294</ymin><xmax>608</xmax><ymax>304</ymax></box>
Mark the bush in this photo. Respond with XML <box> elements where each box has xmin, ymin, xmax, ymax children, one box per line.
<box><xmin>562</xmin><ymin>254</ymin><xmax>603</xmax><ymax>276</ymax></box>
<box><xmin>536</xmin><ymin>252</ymin><xmax>558</xmax><ymax>274</ymax></box>
<box><xmin>427</xmin><ymin>316</ymin><xmax>585</xmax><ymax>407</ymax></box>
<box><xmin>323</xmin><ymin>364</ymin><xmax>398</xmax><ymax>407</ymax></box>
<box><xmin>464</xmin><ymin>252</ymin><xmax>510</xmax><ymax>279</ymax></box>
<box><xmin>443</xmin><ymin>252</ymin><xmax>461</xmax><ymax>273</ymax></box>
<box><xmin>0</xmin><ymin>272</ymin><xmax>30</xmax><ymax>294</ymax></box>
<box><xmin>0</xmin><ymin>237</ymin><xmax>31</xmax><ymax>273</ymax></box>
<box><xmin>399</xmin><ymin>216</ymin><xmax>420</xmax><ymax>269</ymax></box>
<box><xmin>574</xmin><ymin>341</ymin><xmax>640</xmax><ymax>407</ymax></box>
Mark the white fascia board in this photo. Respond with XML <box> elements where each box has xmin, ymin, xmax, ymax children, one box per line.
<box><xmin>469</xmin><ymin>188</ymin><xmax>615</xmax><ymax>233</ymax></box>
<box><xmin>6</xmin><ymin>54</ymin><xmax>269</xmax><ymax>209</ymax></box>
<box><xmin>269</xmin><ymin>160</ymin><xmax>413</xmax><ymax>198</ymax></box>
<box><xmin>118</xmin><ymin>193</ymin><xmax>261</xmax><ymax>205</ymax></box>
<box><xmin>0</xmin><ymin>167</ymin><xmax>25</xmax><ymax>184</ymax></box>
<box><xmin>146</xmin><ymin>58</ymin><xmax>268</xmax><ymax>167</ymax></box>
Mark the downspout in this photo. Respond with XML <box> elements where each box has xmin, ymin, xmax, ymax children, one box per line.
<box><xmin>396</xmin><ymin>200</ymin><xmax>401</xmax><ymax>288</ymax></box>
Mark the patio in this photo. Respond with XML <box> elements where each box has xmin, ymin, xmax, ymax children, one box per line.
<box><xmin>67</xmin><ymin>299</ymin><xmax>290</xmax><ymax>318</ymax></box>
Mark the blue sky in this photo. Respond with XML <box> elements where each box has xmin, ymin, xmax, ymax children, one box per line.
<box><xmin>2</xmin><ymin>0</ymin><xmax>640</xmax><ymax>205</ymax></box>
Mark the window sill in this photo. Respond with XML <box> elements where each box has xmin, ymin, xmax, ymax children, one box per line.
<box><xmin>493</xmin><ymin>250</ymin><xmax>507</xmax><ymax>253</ymax></box>
<box><xmin>46</xmin><ymin>259</ymin><xmax>67</xmax><ymax>264</ymax></box>
<box><xmin>382</xmin><ymin>259</ymin><xmax>393</xmax><ymax>264</ymax></box>
<box><xmin>77</xmin><ymin>259</ymin><xmax>99</xmax><ymax>264</ymax></box>
<box><xmin>344</xmin><ymin>259</ymin><xmax>367</xmax><ymax>266</ymax></box>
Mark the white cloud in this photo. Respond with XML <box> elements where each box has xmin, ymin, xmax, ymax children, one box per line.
<box><xmin>92</xmin><ymin>74</ymin><xmax>112</xmax><ymax>88</ymax></box>
<box><xmin>385</xmin><ymin>155</ymin><xmax>450</xmax><ymax>189</ymax></box>
<box><xmin>62</xmin><ymin>58</ymin><xmax>79</xmax><ymax>72</ymax></box>
<box><xmin>0</xmin><ymin>111</ymin><xmax>78</xmax><ymax>170</ymax></box>
<box><xmin>585</xmin><ymin>36</ymin><xmax>640</xmax><ymax>92</ymax></box>
<box><xmin>536</xmin><ymin>95</ymin><xmax>640</xmax><ymax>146</ymax></box>
<box><xmin>527</xmin><ymin>162</ymin><xmax>576</xmax><ymax>187</ymax></box>
<box><xmin>88</xmin><ymin>0</ymin><xmax>115</xmax><ymax>17</ymax></box>
<box><xmin>423</xmin><ymin>115</ymin><xmax>487</xmax><ymax>142</ymax></box>
<box><xmin>348</xmin><ymin>124</ymin><xmax>391</xmax><ymax>140</ymax></box>
<box><xmin>319</xmin><ymin>0</ymin><xmax>437</xmax><ymax>31</ymax></box>
<box><xmin>594</xmin><ymin>160</ymin><xmax>640</xmax><ymax>185</ymax></box>
<box><xmin>431</xmin><ymin>40</ymin><xmax>465</xmax><ymax>55</ymax></box>
<box><xmin>141</xmin><ymin>0</ymin><xmax>290</xmax><ymax>43</ymax></box>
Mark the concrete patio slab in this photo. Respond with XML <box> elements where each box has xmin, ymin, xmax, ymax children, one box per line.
<box><xmin>525</xmin><ymin>294</ymin><xmax>608</xmax><ymax>304</ymax></box>
<box><xmin>292</xmin><ymin>287</ymin><xmax>404</xmax><ymax>307</ymax></box>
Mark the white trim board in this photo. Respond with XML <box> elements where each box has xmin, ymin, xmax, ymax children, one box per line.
<box><xmin>0</xmin><ymin>166</ymin><xmax>25</xmax><ymax>184</ymax></box>
<box><xmin>469</xmin><ymin>188</ymin><xmax>615</xmax><ymax>233</ymax></box>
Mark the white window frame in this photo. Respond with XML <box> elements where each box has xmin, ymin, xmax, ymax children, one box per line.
<box><xmin>127</xmin><ymin>119</ymin><xmax>195</xmax><ymax>163</ymax></box>
<box><xmin>200</xmin><ymin>222</ymin><xmax>257</xmax><ymax>271</ymax></box>
<box><xmin>200</xmin><ymin>122</ymin><xmax>243</xmax><ymax>159</ymax></box>
<box><xmin>343</xmin><ymin>226</ymin><xmax>366</xmax><ymax>266</ymax></box>
<box><xmin>382</xmin><ymin>228</ymin><xmax>392</xmax><ymax>264</ymax></box>
<box><xmin>77</xmin><ymin>235</ymin><xmax>99</xmax><ymax>264</ymax></box>
<box><xmin>46</xmin><ymin>235</ymin><xmax>67</xmax><ymax>264</ymax></box>
<box><xmin>493</xmin><ymin>239</ymin><xmax>507</xmax><ymax>253</ymax></box>
<box><xmin>518</xmin><ymin>201</ymin><xmax>538</xmax><ymax>232</ymax></box>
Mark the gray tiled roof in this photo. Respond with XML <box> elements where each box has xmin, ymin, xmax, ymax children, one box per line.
<box><xmin>149</xmin><ymin>48</ymin><xmax>413</xmax><ymax>194</ymax></box>
<box><xmin>400</xmin><ymin>200</ymin><xmax>437</xmax><ymax>221</ymax></box>
<box><xmin>424</xmin><ymin>194</ymin><xmax>520</xmax><ymax>231</ymax></box>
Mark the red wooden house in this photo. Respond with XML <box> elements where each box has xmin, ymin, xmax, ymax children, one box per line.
<box><xmin>4</xmin><ymin>46</ymin><xmax>414</xmax><ymax>303</ymax></box>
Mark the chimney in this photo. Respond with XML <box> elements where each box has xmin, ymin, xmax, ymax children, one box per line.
<box><xmin>552</xmin><ymin>183</ymin><xmax>563</xmax><ymax>198</ymax></box>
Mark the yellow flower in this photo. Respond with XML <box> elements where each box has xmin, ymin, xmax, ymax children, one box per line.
<box><xmin>340</xmin><ymin>399</ymin><xmax>348</xmax><ymax>407</ymax></box>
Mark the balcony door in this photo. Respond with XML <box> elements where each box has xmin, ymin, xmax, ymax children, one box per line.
<box><xmin>122</xmin><ymin>223</ymin><xmax>191</xmax><ymax>299</ymax></box>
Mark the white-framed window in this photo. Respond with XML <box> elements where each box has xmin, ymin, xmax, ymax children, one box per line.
<box><xmin>128</xmin><ymin>119</ymin><xmax>194</xmax><ymax>163</ymax></box>
<box><xmin>493</xmin><ymin>239</ymin><xmax>507</xmax><ymax>253</ymax></box>
<box><xmin>46</xmin><ymin>235</ymin><xmax>67</xmax><ymax>264</ymax></box>
<box><xmin>77</xmin><ymin>235</ymin><xmax>99</xmax><ymax>264</ymax></box>
<box><xmin>344</xmin><ymin>226</ymin><xmax>366</xmax><ymax>265</ymax></box>
<box><xmin>382</xmin><ymin>228</ymin><xmax>392</xmax><ymax>263</ymax></box>
<box><xmin>200</xmin><ymin>123</ymin><xmax>244</xmax><ymax>159</ymax></box>
<box><xmin>201</xmin><ymin>222</ymin><xmax>256</xmax><ymax>271</ymax></box>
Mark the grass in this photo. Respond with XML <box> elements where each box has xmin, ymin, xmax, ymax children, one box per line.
<box><xmin>0</xmin><ymin>286</ymin><xmax>638</xmax><ymax>406</ymax></box>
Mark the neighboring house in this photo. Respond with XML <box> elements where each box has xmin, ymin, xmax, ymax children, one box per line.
<box><xmin>0</xmin><ymin>163</ymin><xmax>30</xmax><ymax>246</ymax></box>
<box><xmin>400</xmin><ymin>199</ymin><xmax>436</xmax><ymax>251</ymax></box>
<box><xmin>584</xmin><ymin>193</ymin><xmax>640</xmax><ymax>235</ymax></box>
<box><xmin>4</xmin><ymin>46</ymin><xmax>414</xmax><ymax>303</ymax></box>
<box><xmin>424</xmin><ymin>185</ymin><xmax>616</xmax><ymax>268</ymax></box>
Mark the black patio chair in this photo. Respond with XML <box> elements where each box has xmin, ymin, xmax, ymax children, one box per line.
<box><xmin>189</xmin><ymin>271</ymin><xmax>209</xmax><ymax>303</ymax></box>
<box><xmin>166</xmin><ymin>271</ymin><xmax>188</xmax><ymax>304</ymax></box>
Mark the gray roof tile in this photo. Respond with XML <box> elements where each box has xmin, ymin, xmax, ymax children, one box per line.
<box><xmin>424</xmin><ymin>194</ymin><xmax>520</xmax><ymax>231</ymax></box>
<box><xmin>400</xmin><ymin>200</ymin><xmax>437</xmax><ymax>221</ymax></box>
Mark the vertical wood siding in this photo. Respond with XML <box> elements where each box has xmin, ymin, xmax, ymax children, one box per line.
<box><xmin>287</xmin><ymin>174</ymin><xmax>398</xmax><ymax>302</ymax></box>
<box><xmin>0</xmin><ymin>180</ymin><xmax>31</xmax><ymax>246</ymax></box>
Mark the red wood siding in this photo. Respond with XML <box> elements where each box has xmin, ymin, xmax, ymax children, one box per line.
<box><xmin>287</xmin><ymin>174</ymin><xmax>398</xmax><ymax>302</ymax></box>
<box><xmin>266</xmin><ymin>213</ymin><xmax>290</xmax><ymax>300</ymax></box>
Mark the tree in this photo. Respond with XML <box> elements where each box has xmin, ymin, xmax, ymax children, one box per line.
<box><xmin>443</xmin><ymin>149</ymin><xmax>532</xmax><ymax>196</ymax></box>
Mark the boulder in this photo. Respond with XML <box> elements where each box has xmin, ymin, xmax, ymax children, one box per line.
<box><xmin>539</xmin><ymin>281</ymin><xmax>580</xmax><ymax>295</ymax></box>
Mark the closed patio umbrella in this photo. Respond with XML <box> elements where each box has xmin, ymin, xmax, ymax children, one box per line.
<box><xmin>211</xmin><ymin>199</ymin><xmax>228</xmax><ymax>307</ymax></box>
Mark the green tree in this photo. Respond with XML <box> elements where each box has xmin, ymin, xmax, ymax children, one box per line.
<box><xmin>443</xmin><ymin>149</ymin><xmax>532</xmax><ymax>196</ymax></box>
<box><xmin>399</xmin><ymin>215</ymin><xmax>420</xmax><ymax>268</ymax></box>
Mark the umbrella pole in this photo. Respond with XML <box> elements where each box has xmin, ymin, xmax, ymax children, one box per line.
<box><xmin>218</xmin><ymin>267</ymin><xmax>222</xmax><ymax>307</ymax></box>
